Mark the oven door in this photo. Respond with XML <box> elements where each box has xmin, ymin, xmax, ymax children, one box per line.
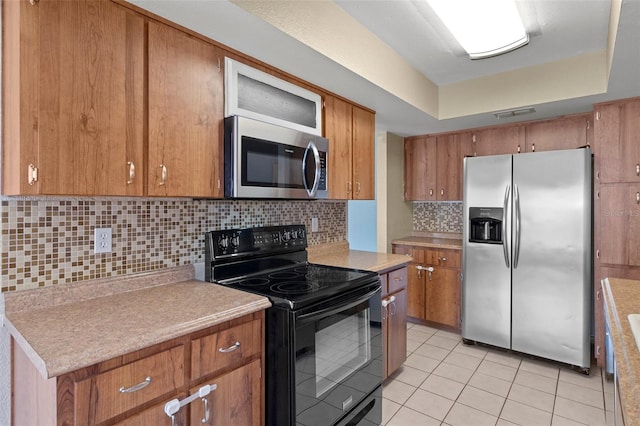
<box><xmin>293</xmin><ymin>283</ymin><xmax>382</xmax><ymax>426</ymax></box>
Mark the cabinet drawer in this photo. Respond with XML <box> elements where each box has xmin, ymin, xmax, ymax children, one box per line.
<box><xmin>75</xmin><ymin>345</ymin><xmax>184</xmax><ymax>424</ymax></box>
<box><xmin>437</xmin><ymin>249</ymin><xmax>461</xmax><ymax>268</ymax></box>
<box><xmin>388</xmin><ymin>267</ymin><xmax>408</xmax><ymax>293</ymax></box>
<box><xmin>191</xmin><ymin>319</ymin><xmax>262</xmax><ymax>380</ymax></box>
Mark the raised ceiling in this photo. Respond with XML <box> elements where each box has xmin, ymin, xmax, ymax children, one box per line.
<box><xmin>128</xmin><ymin>0</ymin><xmax>640</xmax><ymax>136</ymax></box>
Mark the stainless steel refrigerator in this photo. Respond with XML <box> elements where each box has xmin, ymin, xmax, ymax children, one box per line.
<box><xmin>462</xmin><ymin>148</ymin><xmax>592</xmax><ymax>370</ymax></box>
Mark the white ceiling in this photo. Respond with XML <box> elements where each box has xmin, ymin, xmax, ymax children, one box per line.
<box><xmin>128</xmin><ymin>0</ymin><xmax>640</xmax><ymax>136</ymax></box>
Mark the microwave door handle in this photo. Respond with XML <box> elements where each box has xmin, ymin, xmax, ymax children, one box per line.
<box><xmin>303</xmin><ymin>141</ymin><xmax>321</xmax><ymax>197</ymax></box>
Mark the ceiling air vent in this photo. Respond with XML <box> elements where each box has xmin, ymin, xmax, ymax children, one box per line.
<box><xmin>493</xmin><ymin>107</ymin><xmax>536</xmax><ymax>119</ymax></box>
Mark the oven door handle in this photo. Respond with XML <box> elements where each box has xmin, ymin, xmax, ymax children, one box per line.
<box><xmin>296</xmin><ymin>285</ymin><xmax>381</xmax><ymax>322</ymax></box>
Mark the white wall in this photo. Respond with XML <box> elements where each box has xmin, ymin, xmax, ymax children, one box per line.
<box><xmin>376</xmin><ymin>132</ymin><xmax>412</xmax><ymax>253</ymax></box>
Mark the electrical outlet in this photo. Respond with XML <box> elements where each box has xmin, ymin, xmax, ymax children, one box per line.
<box><xmin>311</xmin><ymin>217</ymin><xmax>319</xmax><ymax>232</ymax></box>
<box><xmin>94</xmin><ymin>228</ymin><xmax>112</xmax><ymax>254</ymax></box>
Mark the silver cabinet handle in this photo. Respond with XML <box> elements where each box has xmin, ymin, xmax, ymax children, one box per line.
<box><xmin>636</xmin><ymin>192</ymin><xmax>640</xmax><ymax>204</ymax></box>
<box><xmin>127</xmin><ymin>161</ymin><xmax>135</xmax><ymax>185</ymax></box>
<box><xmin>201</xmin><ymin>396</ymin><xmax>210</xmax><ymax>424</ymax></box>
<box><xmin>119</xmin><ymin>376</ymin><xmax>151</xmax><ymax>393</ymax></box>
<box><xmin>218</xmin><ymin>341</ymin><xmax>240</xmax><ymax>353</ymax></box>
<box><xmin>517</xmin><ymin>145</ymin><xmax>521</xmax><ymax>153</ymax></box>
<box><xmin>159</xmin><ymin>164</ymin><xmax>167</xmax><ymax>186</ymax></box>
<box><xmin>440</xmin><ymin>188</ymin><xmax>444</xmax><ymax>196</ymax></box>
<box><xmin>429</xmin><ymin>189</ymin><xmax>433</xmax><ymax>196</ymax></box>
<box><xmin>393</xmin><ymin>275</ymin><xmax>403</xmax><ymax>282</ymax></box>
<box><xmin>416</xmin><ymin>265</ymin><xmax>434</xmax><ymax>280</ymax></box>
<box><xmin>439</xmin><ymin>257</ymin><xmax>447</xmax><ymax>262</ymax></box>
<box><xmin>347</xmin><ymin>181</ymin><xmax>352</xmax><ymax>195</ymax></box>
<box><xmin>356</xmin><ymin>181</ymin><xmax>361</xmax><ymax>195</ymax></box>
<box><xmin>636</xmin><ymin>163</ymin><xmax>640</xmax><ymax>176</ymax></box>
<box><xmin>532</xmin><ymin>143</ymin><xmax>535</xmax><ymax>152</ymax></box>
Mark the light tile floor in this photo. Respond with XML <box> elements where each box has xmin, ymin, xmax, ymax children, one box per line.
<box><xmin>382</xmin><ymin>322</ymin><xmax>615</xmax><ymax>426</ymax></box>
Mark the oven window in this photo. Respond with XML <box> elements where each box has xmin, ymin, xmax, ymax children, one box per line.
<box><xmin>295</xmin><ymin>299</ymin><xmax>381</xmax><ymax>425</ymax></box>
<box><xmin>314</xmin><ymin>310</ymin><xmax>371</xmax><ymax>397</ymax></box>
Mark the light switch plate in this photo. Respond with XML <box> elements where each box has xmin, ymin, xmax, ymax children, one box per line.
<box><xmin>311</xmin><ymin>217</ymin><xmax>319</xmax><ymax>232</ymax></box>
<box><xmin>94</xmin><ymin>228</ymin><xmax>112</xmax><ymax>254</ymax></box>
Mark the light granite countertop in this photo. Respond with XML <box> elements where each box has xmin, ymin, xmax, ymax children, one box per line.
<box><xmin>392</xmin><ymin>232</ymin><xmax>462</xmax><ymax>250</ymax></box>
<box><xmin>602</xmin><ymin>277</ymin><xmax>640</xmax><ymax>425</ymax></box>
<box><xmin>307</xmin><ymin>241</ymin><xmax>411</xmax><ymax>272</ymax></box>
<box><xmin>1</xmin><ymin>265</ymin><xmax>271</xmax><ymax>379</ymax></box>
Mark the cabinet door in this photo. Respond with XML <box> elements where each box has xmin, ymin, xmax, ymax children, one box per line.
<box><xmin>324</xmin><ymin>95</ymin><xmax>353</xmax><ymax>199</ymax></box>
<box><xmin>115</xmin><ymin>398</ymin><xmax>186</xmax><ymax>426</ymax></box>
<box><xmin>190</xmin><ymin>359</ymin><xmax>262</xmax><ymax>426</ymax></box>
<box><xmin>525</xmin><ymin>114</ymin><xmax>591</xmax><ymax>153</ymax></box>
<box><xmin>404</xmin><ymin>136</ymin><xmax>436</xmax><ymax>200</ymax></box>
<box><xmin>599</xmin><ymin>184</ymin><xmax>640</xmax><ymax>267</ymax></box>
<box><xmin>148</xmin><ymin>21</ymin><xmax>224</xmax><ymax>197</ymax></box>
<box><xmin>474</xmin><ymin>125</ymin><xmax>524</xmax><ymax>156</ymax></box>
<box><xmin>425</xmin><ymin>267</ymin><xmax>460</xmax><ymax>329</ymax></box>
<box><xmin>387</xmin><ymin>288</ymin><xmax>407</xmax><ymax>376</ymax></box>
<box><xmin>406</xmin><ymin>264</ymin><xmax>426</xmax><ymax>320</ymax></box>
<box><xmin>352</xmin><ymin>106</ymin><xmax>375</xmax><ymax>200</ymax></box>
<box><xmin>436</xmin><ymin>132</ymin><xmax>470</xmax><ymax>201</ymax></box>
<box><xmin>8</xmin><ymin>0</ymin><xmax>145</xmax><ymax>195</ymax></box>
<box><xmin>595</xmin><ymin>100</ymin><xmax>640</xmax><ymax>183</ymax></box>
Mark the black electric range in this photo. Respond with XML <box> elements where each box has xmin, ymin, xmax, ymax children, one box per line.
<box><xmin>204</xmin><ymin>225</ymin><xmax>383</xmax><ymax>426</ymax></box>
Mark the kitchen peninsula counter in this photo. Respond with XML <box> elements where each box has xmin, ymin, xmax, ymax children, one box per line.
<box><xmin>1</xmin><ymin>265</ymin><xmax>271</xmax><ymax>379</ymax></box>
<box><xmin>602</xmin><ymin>277</ymin><xmax>640</xmax><ymax>425</ymax></box>
<box><xmin>307</xmin><ymin>241</ymin><xmax>411</xmax><ymax>273</ymax></box>
<box><xmin>392</xmin><ymin>232</ymin><xmax>462</xmax><ymax>251</ymax></box>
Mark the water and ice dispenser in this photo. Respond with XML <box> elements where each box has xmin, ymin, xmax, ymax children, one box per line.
<box><xmin>469</xmin><ymin>207</ymin><xmax>503</xmax><ymax>244</ymax></box>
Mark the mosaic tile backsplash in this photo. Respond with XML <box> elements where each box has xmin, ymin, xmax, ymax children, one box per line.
<box><xmin>0</xmin><ymin>198</ymin><xmax>346</xmax><ymax>292</ymax></box>
<box><xmin>413</xmin><ymin>201</ymin><xmax>463</xmax><ymax>233</ymax></box>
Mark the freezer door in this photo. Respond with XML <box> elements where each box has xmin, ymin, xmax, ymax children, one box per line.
<box><xmin>511</xmin><ymin>149</ymin><xmax>592</xmax><ymax>368</ymax></box>
<box><xmin>462</xmin><ymin>155</ymin><xmax>512</xmax><ymax>349</ymax></box>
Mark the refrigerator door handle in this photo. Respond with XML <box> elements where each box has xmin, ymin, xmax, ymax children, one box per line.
<box><xmin>502</xmin><ymin>185</ymin><xmax>511</xmax><ymax>268</ymax></box>
<box><xmin>513</xmin><ymin>184</ymin><xmax>521</xmax><ymax>268</ymax></box>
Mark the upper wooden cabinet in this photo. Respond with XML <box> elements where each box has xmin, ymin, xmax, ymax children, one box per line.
<box><xmin>473</xmin><ymin>125</ymin><xmax>524</xmax><ymax>156</ymax></box>
<box><xmin>147</xmin><ymin>21</ymin><xmax>224</xmax><ymax>198</ymax></box>
<box><xmin>324</xmin><ymin>95</ymin><xmax>375</xmax><ymax>200</ymax></box>
<box><xmin>524</xmin><ymin>113</ymin><xmax>592</xmax><ymax>153</ymax></box>
<box><xmin>3</xmin><ymin>0</ymin><xmax>145</xmax><ymax>195</ymax></box>
<box><xmin>594</xmin><ymin>99</ymin><xmax>640</xmax><ymax>183</ymax></box>
<box><xmin>404</xmin><ymin>132</ymin><xmax>471</xmax><ymax>201</ymax></box>
<box><xmin>404</xmin><ymin>136</ymin><xmax>436</xmax><ymax>201</ymax></box>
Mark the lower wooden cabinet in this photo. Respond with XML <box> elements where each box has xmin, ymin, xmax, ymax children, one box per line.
<box><xmin>190</xmin><ymin>359</ymin><xmax>261</xmax><ymax>426</ymax></box>
<box><xmin>381</xmin><ymin>267</ymin><xmax>408</xmax><ymax>379</ymax></box>
<box><xmin>12</xmin><ymin>311</ymin><xmax>265</xmax><ymax>425</ymax></box>
<box><xmin>392</xmin><ymin>245</ymin><xmax>461</xmax><ymax>330</ymax></box>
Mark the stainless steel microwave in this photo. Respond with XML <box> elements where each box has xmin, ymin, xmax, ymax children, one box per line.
<box><xmin>224</xmin><ymin>116</ymin><xmax>328</xmax><ymax>199</ymax></box>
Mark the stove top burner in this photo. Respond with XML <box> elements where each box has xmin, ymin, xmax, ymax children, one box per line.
<box><xmin>268</xmin><ymin>271</ymin><xmax>301</xmax><ymax>280</ymax></box>
<box><xmin>271</xmin><ymin>281</ymin><xmax>322</xmax><ymax>294</ymax></box>
<box><xmin>238</xmin><ymin>277</ymin><xmax>271</xmax><ymax>287</ymax></box>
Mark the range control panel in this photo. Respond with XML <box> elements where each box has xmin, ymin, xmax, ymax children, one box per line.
<box><xmin>207</xmin><ymin>225</ymin><xmax>308</xmax><ymax>259</ymax></box>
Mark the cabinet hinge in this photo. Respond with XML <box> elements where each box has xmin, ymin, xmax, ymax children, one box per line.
<box><xmin>28</xmin><ymin>163</ymin><xmax>38</xmax><ymax>185</ymax></box>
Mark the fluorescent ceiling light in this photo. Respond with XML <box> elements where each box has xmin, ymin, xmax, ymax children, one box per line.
<box><xmin>427</xmin><ymin>0</ymin><xmax>529</xmax><ymax>59</ymax></box>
